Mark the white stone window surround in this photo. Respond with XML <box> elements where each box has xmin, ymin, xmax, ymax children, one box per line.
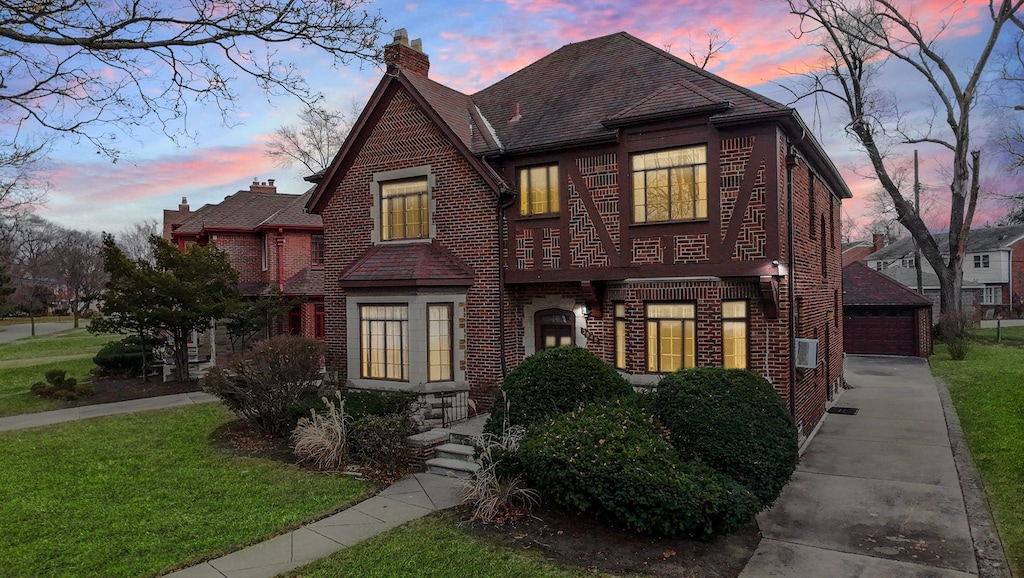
<box><xmin>347</xmin><ymin>292</ymin><xmax>468</xmax><ymax>394</ymax></box>
<box><xmin>522</xmin><ymin>295</ymin><xmax>588</xmax><ymax>358</ymax></box>
<box><xmin>370</xmin><ymin>166</ymin><xmax>437</xmax><ymax>245</ymax></box>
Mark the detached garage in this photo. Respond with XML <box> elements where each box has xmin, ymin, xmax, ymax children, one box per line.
<box><xmin>843</xmin><ymin>262</ymin><xmax>933</xmax><ymax>357</ymax></box>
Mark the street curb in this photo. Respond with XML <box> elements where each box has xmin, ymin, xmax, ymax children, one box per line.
<box><xmin>933</xmin><ymin>370</ymin><xmax>1012</xmax><ymax>578</ymax></box>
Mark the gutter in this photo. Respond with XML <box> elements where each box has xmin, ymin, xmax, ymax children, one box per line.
<box><xmin>786</xmin><ymin>146</ymin><xmax>798</xmax><ymax>419</ymax></box>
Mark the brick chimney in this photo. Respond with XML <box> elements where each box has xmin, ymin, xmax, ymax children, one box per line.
<box><xmin>384</xmin><ymin>28</ymin><xmax>430</xmax><ymax>77</ymax></box>
<box><xmin>163</xmin><ymin>196</ymin><xmax>191</xmax><ymax>240</ymax></box>
<box><xmin>872</xmin><ymin>233</ymin><xmax>885</xmax><ymax>252</ymax></box>
<box><xmin>250</xmin><ymin>178</ymin><xmax>277</xmax><ymax>194</ymax></box>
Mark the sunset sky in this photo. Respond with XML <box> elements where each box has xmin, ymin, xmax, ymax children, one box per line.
<box><xmin>33</xmin><ymin>0</ymin><xmax>1019</xmax><ymax>235</ymax></box>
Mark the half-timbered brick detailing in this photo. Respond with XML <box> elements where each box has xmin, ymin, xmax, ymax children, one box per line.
<box><xmin>307</xmin><ymin>31</ymin><xmax>851</xmax><ymax>440</ymax></box>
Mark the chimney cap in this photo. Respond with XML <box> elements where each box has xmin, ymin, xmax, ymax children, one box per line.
<box><xmin>393</xmin><ymin>28</ymin><xmax>409</xmax><ymax>46</ymax></box>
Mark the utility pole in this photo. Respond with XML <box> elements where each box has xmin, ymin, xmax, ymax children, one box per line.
<box><xmin>914</xmin><ymin>150</ymin><xmax>923</xmax><ymax>293</ymax></box>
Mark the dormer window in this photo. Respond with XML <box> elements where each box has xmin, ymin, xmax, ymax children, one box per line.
<box><xmin>518</xmin><ymin>164</ymin><xmax>559</xmax><ymax>216</ymax></box>
<box><xmin>632</xmin><ymin>145</ymin><xmax>707</xmax><ymax>223</ymax></box>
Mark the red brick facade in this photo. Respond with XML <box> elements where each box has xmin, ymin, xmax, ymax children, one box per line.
<box><xmin>308</xmin><ymin>32</ymin><xmax>850</xmax><ymax>438</ymax></box>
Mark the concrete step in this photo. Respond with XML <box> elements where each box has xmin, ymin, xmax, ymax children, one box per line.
<box><xmin>448</xmin><ymin>413</ymin><xmax>489</xmax><ymax>445</ymax></box>
<box><xmin>435</xmin><ymin>443</ymin><xmax>476</xmax><ymax>462</ymax></box>
<box><xmin>426</xmin><ymin>457</ymin><xmax>480</xmax><ymax>479</ymax></box>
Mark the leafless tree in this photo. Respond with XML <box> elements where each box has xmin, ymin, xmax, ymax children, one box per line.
<box><xmin>787</xmin><ymin>0</ymin><xmax>1023</xmax><ymax>316</ymax></box>
<box><xmin>6</xmin><ymin>215</ymin><xmax>59</xmax><ymax>334</ymax></box>
<box><xmin>0</xmin><ymin>0</ymin><xmax>386</xmax><ymax>159</ymax></box>
<box><xmin>265</xmin><ymin>101</ymin><xmax>360</xmax><ymax>175</ymax></box>
<box><xmin>51</xmin><ymin>228</ymin><xmax>106</xmax><ymax>328</ymax></box>
<box><xmin>116</xmin><ymin>219</ymin><xmax>160</xmax><ymax>264</ymax></box>
<box><xmin>686</xmin><ymin>28</ymin><xmax>731</xmax><ymax>70</ymax></box>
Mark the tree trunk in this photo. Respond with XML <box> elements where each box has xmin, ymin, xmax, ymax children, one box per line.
<box><xmin>937</xmin><ymin>265</ymin><xmax>964</xmax><ymax>318</ymax></box>
<box><xmin>173</xmin><ymin>330</ymin><xmax>191</xmax><ymax>382</ymax></box>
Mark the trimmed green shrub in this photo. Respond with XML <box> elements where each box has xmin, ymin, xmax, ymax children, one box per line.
<box><xmin>652</xmin><ymin>367</ymin><xmax>798</xmax><ymax>509</ymax></box>
<box><xmin>203</xmin><ymin>335</ymin><xmax>327</xmax><ymax>436</ymax></box>
<box><xmin>343</xmin><ymin>389</ymin><xmax>421</xmax><ymax>421</ymax></box>
<box><xmin>485</xmin><ymin>346</ymin><xmax>633</xmax><ymax>434</ymax></box>
<box><xmin>31</xmin><ymin>369</ymin><xmax>89</xmax><ymax>400</ymax></box>
<box><xmin>93</xmin><ymin>336</ymin><xmax>154</xmax><ymax>377</ymax></box>
<box><xmin>519</xmin><ymin>403</ymin><xmax>759</xmax><ymax>539</ymax></box>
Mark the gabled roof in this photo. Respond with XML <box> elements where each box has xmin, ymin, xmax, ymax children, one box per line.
<box><xmin>867</xmin><ymin>225</ymin><xmax>1024</xmax><ymax>261</ymax></box>
<box><xmin>174</xmin><ymin>189</ymin><xmax>321</xmax><ymax>236</ymax></box>
<box><xmin>878</xmin><ymin>266</ymin><xmax>984</xmax><ymax>291</ymax></box>
<box><xmin>843</xmin><ymin>262</ymin><xmax>932</xmax><ymax>306</ymax></box>
<box><xmin>308</xmin><ymin>31</ymin><xmax>853</xmax><ymax>215</ymax></box>
<box><xmin>339</xmin><ymin>242</ymin><xmax>474</xmax><ymax>288</ymax></box>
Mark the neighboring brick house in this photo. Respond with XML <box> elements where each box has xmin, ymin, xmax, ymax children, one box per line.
<box><xmin>842</xmin><ymin>234</ymin><xmax>885</xmax><ymax>267</ymax></box>
<box><xmin>866</xmin><ymin>224</ymin><xmax>1024</xmax><ymax>320</ymax></box>
<box><xmin>307</xmin><ymin>31</ymin><xmax>851</xmax><ymax>438</ymax></box>
<box><xmin>167</xmin><ymin>180</ymin><xmax>326</xmax><ymax>343</ymax></box>
<box><xmin>843</xmin><ymin>262</ymin><xmax>932</xmax><ymax>357</ymax></box>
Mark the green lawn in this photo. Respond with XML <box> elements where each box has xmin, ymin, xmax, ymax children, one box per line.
<box><xmin>0</xmin><ymin>404</ymin><xmax>368</xmax><ymax>578</ymax></box>
<box><xmin>972</xmin><ymin>324</ymin><xmax>1024</xmax><ymax>346</ymax></box>
<box><xmin>0</xmin><ymin>329</ymin><xmax>117</xmax><ymax>417</ymax></box>
<box><xmin>281</xmin><ymin>514</ymin><xmax>603</xmax><ymax>578</ymax></box>
<box><xmin>932</xmin><ymin>342</ymin><xmax>1024</xmax><ymax>576</ymax></box>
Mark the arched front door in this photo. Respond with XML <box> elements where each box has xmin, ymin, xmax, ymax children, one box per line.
<box><xmin>535</xmin><ymin>308</ymin><xmax>575</xmax><ymax>350</ymax></box>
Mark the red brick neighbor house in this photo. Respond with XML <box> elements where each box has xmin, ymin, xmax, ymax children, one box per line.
<box><xmin>166</xmin><ymin>180</ymin><xmax>326</xmax><ymax>342</ymax></box>
<box><xmin>307</xmin><ymin>31</ymin><xmax>851</xmax><ymax>438</ymax></box>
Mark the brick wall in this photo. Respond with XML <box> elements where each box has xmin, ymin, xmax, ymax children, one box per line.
<box><xmin>319</xmin><ymin>86</ymin><xmax>506</xmax><ymax>408</ymax></box>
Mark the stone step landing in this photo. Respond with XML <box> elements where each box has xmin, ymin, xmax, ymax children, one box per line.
<box><xmin>425</xmin><ymin>442</ymin><xmax>479</xmax><ymax>479</ymax></box>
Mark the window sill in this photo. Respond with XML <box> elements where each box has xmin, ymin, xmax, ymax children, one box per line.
<box><xmin>516</xmin><ymin>213</ymin><xmax>560</xmax><ymax>221</ymax></box>
<box><xmin>629</xmin><ymin>218</ymin><xmax>709</xmax><ymax>228</ymax></box>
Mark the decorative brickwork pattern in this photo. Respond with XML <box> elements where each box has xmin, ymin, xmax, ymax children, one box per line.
<box><xmin>568</xmin><ymin>180</ymin><xmax>608</xmax><ymax>267</ymax></box>
<box><xmin>719</xmin><ymin>136</ymin><xmax>755</xmax><ymax>238</ymax></box>
<box><xmin>516</xmin><ymin>229</ymin><xmax>534</xmax><ymax>270</ymax></box>
<box><xmin>632</xmin><ymin>237</ymin><xmax>663</xmax><ymax>264</ymax></box>
<box><xmin>579</xmin><ymin>154</ymin><xmax>620</xmax><ymax>253</ymax></box>
<box><xmin>542</xmin><ymin>228</ymin><xmax>560</xmax><ymax>269</ymax></box>
<box><xmin>674</xmin><ymin>234</ymin><xmax>709</xmax><ymax>263</ymax></box>
<box><xmin>733</xmin><ymin>161</ymin><xmax>767</xmax><ymax>260</ymax></box>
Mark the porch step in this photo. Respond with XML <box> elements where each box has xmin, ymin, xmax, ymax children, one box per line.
<box><xmin>425</xmin><ymin>457</ymin><xmax>480</xmax><ymax>479</ymax></box>
<box><xmin>435</xmin><ymin>443</ymin><xmax>476</xmax><ymax>461</ymax></box>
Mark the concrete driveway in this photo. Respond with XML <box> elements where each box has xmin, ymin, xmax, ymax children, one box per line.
<box><xmin>741</xmin><ymin>355</ymin><xmax>1008</xmax><ymax>578</ymax></box>
<box><xmin>0</xmin><ymin>321</ymin><xmax>75</xmax><ymax>344</ymax></box>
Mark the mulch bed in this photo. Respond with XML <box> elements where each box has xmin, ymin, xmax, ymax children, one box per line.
<box><xmin>72</xmin><ymin>376</ymin><xmax>203</xmax><ymax>406</ymax></box>
<box><xmin>461</xmin><ymin>507</ymin><xmax>759</xmax><ymax>578</ymax></box>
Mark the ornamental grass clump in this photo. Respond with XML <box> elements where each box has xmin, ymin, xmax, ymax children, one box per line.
<box><xmin>459</xmin><ymin>411</ymin><xmax>538</xmax><ymax>523</ymax></box>
<box><xmin>292</xmin><ymin>392</ymin><xmax>350</xmax><ymax>471</ymax></box>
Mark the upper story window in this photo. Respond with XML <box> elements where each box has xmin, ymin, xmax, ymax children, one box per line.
<box><xmin>311</xmin><ymin>234</ymin><xmax>325</xmax><ymax>267</ymax></box>
<box><xmin>518</xmin><ymin>164</ymin><xmax>559</xmax><ymax>216</ymax></box>
<box><xmin>974</xmin><ymin>254</ymin><xmax>990</xmax><ymax>269</ymax></box>
<box><xmin>261</xmin><ymin>234</ymin><xmax>269</xmax><ymax>271</ymax></box>
<box><xmin>381</xmin><ymin>178</ymin><xmax>429</xmax><ymax>241</ymax></box>
<box><xmin>632</xmin><ymin>145</ymin><xmax>707</xmax><ymax>223</ymax></box>
<box><xmin>901</xmin><ymin>257</ymin><xmax>916</xmax><ymax>268</ymax></box>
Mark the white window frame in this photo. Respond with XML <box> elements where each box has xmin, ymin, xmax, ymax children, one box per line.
<box><xmin>982</xmin><ymin>286</ymin><xmax>1002</xmax><ymax>305</ymax></box>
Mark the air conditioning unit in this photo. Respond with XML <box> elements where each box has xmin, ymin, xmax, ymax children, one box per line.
<box><xmin>795</xmin><ymin>338</ymin><xmax>819</xmax><ymax>369</ymax></box>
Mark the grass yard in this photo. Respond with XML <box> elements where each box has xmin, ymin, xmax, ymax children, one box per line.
<box><xmin>972</xmin><ymin>324</ymin><xmax>1024</xmax><ymax>346</ymax></box>
<box><xmin>0</xmin><ymin>329</ymin><xmax>116</xmax><ymax>417</ymax></box>
<box><xmin>0</xmin><ymin>403</ymin><xmax>367</xmax><ymax>578</ymax></box>
<box><xmin>282</xmin><ymin>514</ymin><xmax>604</xmax><ymax>578</ymax></box>
<box><xmin>932</xmin><ymin>342</ymin><xmax>1024</xmax><ymax>576</ymax></box>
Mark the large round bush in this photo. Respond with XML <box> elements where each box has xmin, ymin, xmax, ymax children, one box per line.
<box><xmin>484</xmin><ymin>346</ymin><xmax>632</xmax><ymax>434</ymax></box>
<box><xmin>519</xmin><ymin>403</ymin><xmax>759</xmax><ymax>539</ymax></box>
<box><xmin>652</xmin><ymin>367</ymin><xmax>798</xmax><ymax>508</ymax></box>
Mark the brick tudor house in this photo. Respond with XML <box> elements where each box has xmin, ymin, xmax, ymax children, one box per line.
<box><xmin>306</xmin><ymin>31</ymin><xmax>851</xmax><ymax>438</ymax></box>
<box><xmin>165</xmin><ymin>180</ymin><xmax>327</xmax><ymax>346</ymax></box>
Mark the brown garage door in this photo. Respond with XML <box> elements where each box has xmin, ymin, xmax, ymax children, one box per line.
<box><xmin>844</xmin><ymin>307</ymin><xmax>917</xmax><ymax>356</ymax></box>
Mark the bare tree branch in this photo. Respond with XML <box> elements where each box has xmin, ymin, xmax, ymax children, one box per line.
<box><xmin>0</xmin><ymin>0</ymin><xmax>387</xmax><ymax>158</ymax></box>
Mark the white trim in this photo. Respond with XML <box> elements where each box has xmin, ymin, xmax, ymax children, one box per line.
<box><xmin>370</xmin><ymin>166</ymin><xmax>436</xmax><ymax>244</ymax></box>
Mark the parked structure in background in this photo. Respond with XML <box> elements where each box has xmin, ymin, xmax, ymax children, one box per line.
<box><xmin>842</xmin><ymin>262</ymin><xmax>932</xmax><ymax>357</ymax></box>
<box><xmin>306</xmin><ymin>30</ymin><xmax>851</xmax><ymax>438</ymax></box>
<box><xmin>866</xmin><ymin>224</ymin><xmax>1024</xmax><ymax>321</ymax></box>
<box><xmin>162</xmin><ymin>179</ymin><xmax>326</xmax><ymax>353</ymax></box>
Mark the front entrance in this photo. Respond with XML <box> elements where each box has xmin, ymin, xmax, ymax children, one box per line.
<box><xmin>535</xmin><ymin>309</ymin><xmax>575</xmax><ymax>350</ymax></box>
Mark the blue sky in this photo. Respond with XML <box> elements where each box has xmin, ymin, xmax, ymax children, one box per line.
<box><xmin>31</xmin><ymin>0</ymin><xmax>1016</xmax><ymax>234</ymax></box>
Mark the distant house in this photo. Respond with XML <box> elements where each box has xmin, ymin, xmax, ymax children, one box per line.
<box><xmin>306</xmin><ymin>30</ymin><xmax>851</xmax><ymax>436</ymax></box>
<box><xmin>842</xmin><ymin>234</ymin><xmax>885</xmax><ymax>267</ymax></box>
<box><xmin>165</xmin><ymin>179</ymin><xmax>326</xmax><ymax>342</ymax></box>
<box><xmin>866</xmin><ymin>224</ymin><xmax>1024</xmax><ymax>319</ymax></box>
<box><xmin>843</xmin><ymin>262</ymin><xmax>932</xmax><ymax>357</ymax></box>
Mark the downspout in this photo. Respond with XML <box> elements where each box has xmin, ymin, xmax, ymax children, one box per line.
<box><xmin>497</xmin><ymin>184</ymin><xmax>517</xmax><ymax>377</ymax></box>
<box><xmin>786</xmin><ymin>146</ymin><xmax>798</xmax><ymax>418</ymax></box>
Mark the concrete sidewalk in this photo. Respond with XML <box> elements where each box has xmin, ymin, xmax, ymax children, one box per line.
<box><xmin>164</xmin><ymin>472</ymin><xmax>462</xmax><ymax>578</ymax></box>
<box><xmin>0</xmin><ymin>321</ymin><xmax>75</xmax><ymax>343</ymax></box>
<box><xmin>0</xmin><ymin>391</ymin><xmax>219</xmax><ymax>431</ymax></box>
<box><xmin>741</xmin><ymin>355</ymin><xmax>1008</xmax><ymax>578</ymax></box>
